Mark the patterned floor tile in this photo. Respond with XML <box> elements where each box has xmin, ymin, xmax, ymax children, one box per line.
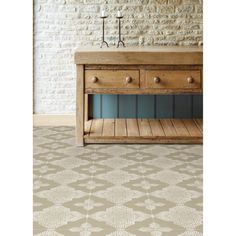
<box><xmin>123</xmin><ymin>177</ymin><xmax>168</xmax><ymax>193</ymax></box>
<box><xmin>33</xmin><ymin>126</ymin><xmax>203</xmax><ymax>235</ymax></box>
<box><xmin>126</xmin><ymin>218</ymin><xmax>185</xmax><ymax>236</ymax></box>
<box><xmin>56</xmin><ymin>218</ymin><xmax>115</xmax><ymax>236</ymax></box>
<box><xmin>157</xmin><ymin>206</ymin><xmax>203</xmax><ymax>230</ymax></box>
<box><xmin>34</xmin><ymin>205</ymin><xmax>83</xmax><ymax>229</ymax></box>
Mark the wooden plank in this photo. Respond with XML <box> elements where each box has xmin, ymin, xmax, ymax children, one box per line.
<box><xmin>90</xmin><ymin>119</ymin><xmax>104</xmax><ymax>137</ymax></box>
<box><xmin>194</xmin><ymin>119</ymin><xmax>203</xmax><ymax>132</ymax></box>
<box><xmin>86</xmin><ymin>88</ymin><xmax>202</xmax><ymax>95</ymax></box>
<box><xmin>75</xmin><ymin>47</ymin><xmax>203</xmax><ymax>65</ymax></box>
<box><xmin>102</xmin><ymin>119</ymin><xmax>115</xmax><ymax>136</ymax></box>
<box><xmin>174</xmin><ymin>95</ymin><xmax>192</xmax><ymax>118</ymax></box>
<box><xmin>171</xmin><ymin>119</ymin><xmax>189</xmax><ymax>136</ymax></box>
<box><xmin>138</xmin><ymin>119</ymin><xmax>152</xmax><ymax>136</ymax></box>
<box><xmin>156</xmin><ymin>95</ymin><xmax>174</xmax><ymax>118</ymax></box>
<box><xmin>127</xmin><ymin>119</ymin><xmax>139</xmax><ymax>137</ymax></box>
<box><xmin>119</xmin><ymin>95</ymin><xmax>137</xmax><ymax>118</ymax></box>
<box><xmin>160</xmin><ymin>119</ymin><xmax>177</xmax><ymax>136</ymax></box>
<box><xmin>115</xmin><ymin>119</ymin><xmax>127</xmax><ymax>136</ymax></box>
<box><xmin>85</xmin><ymin>120</ymin><xmax>92</xmax><ymax>135</ymax></box>
<box><xmin>76</xmin><ymin>65</ymin><xmax>84</xmax><ymax>146</ymax></box>
<box><xmin>149</xmin><ymin>119</ymin><xmax>165</xmax><ymax>136</ymax></box>
<box><xmin>183</xmin><ymin>119</ymin><xmax>202</xmax><ymax>137</ymax></box>
<box><xmin>137</xmin><ymin>95</ymin><xmax>155</xmax><ymax>118</ymax></box>
<box><xmin>85</xmin><ymin>136</ymin><xmax>202</xmax><ymax>144</ymax></box>
<box><xmin>84</xmin><ymin>94</ymin><xmax>89</xmax><ymax>121</ymax></box>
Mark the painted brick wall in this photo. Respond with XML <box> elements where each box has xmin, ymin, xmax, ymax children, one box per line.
<box><xmin>34</xmin><ymin>0</ymin><xmax>203</xmax><ymax>114</ymax></box>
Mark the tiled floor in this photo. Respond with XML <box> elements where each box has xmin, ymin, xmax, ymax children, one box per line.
<box><xmin>33</xmin><ymin>126</ymin><xmax>203</xmax><ymax>236</ymax></box>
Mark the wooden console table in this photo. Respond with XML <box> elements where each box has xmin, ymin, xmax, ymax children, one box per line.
<box><xmin>75</xmin><ymin>46</ymin><xmax>203</xmax><ymax>146</ymax></box>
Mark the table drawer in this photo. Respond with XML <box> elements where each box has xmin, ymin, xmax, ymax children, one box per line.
<box><xmin>85</xmin><ymin>70</ymin><xmax>140</xmax><ymax>89</ymax></box>
<box><xmin>145</xmin><ymin>70</ymin><xmax>201</xmax><ymax>89</ymax></box>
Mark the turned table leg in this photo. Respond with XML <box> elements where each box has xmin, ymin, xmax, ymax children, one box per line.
<box><xmin>76</xmin><ymin>65</ymin><xmax>84</xmax><ymax>146</ymax></box>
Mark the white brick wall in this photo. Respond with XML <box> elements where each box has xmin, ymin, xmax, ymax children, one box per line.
<box><xmin>34</xmin><ymin>0</ymin><xmax>203</xmax><ymax>114</ymax></box>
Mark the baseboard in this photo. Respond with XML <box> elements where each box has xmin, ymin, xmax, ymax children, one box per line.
<box><xmin>33</xmin><ymin>114</ymin><xmax>75</xmax><ymax>126</ymax></box>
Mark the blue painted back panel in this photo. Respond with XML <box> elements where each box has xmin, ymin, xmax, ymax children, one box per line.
<box><xmin>174</xmin><ymin>95</ymin><xmax>192</xmax><ymax>118</ymax></box>
<box><xmin>137</xmin><ymin>95</ymin><xmax>155</xmax><ymax>118</ymax></box>
<box><xmin>102</xmin><ymin>95</ymin><xmax>118</xmax><ymax>118</ymax></box>
<box><xmin>156</xmin><ymin>95</ymin><xmax>174</xmax><ymax>118</ymax></box>
<box><xmin>91</xmin><ymin>95</ymin><xmax>102</xmax><ymax>118</ymax></box>
<box><xmin>118</xmin><ymin>95</ymin><xmax>137</xmax><ymax>118</ymax></box>
<box><xmin>193</xmin><ymin>95</ymin><xmax>203</xmax><ymax>118</ymax></box>
<box><xmin>90</xmin><ymin>95</ymin><xmax>203</xmax><ymax>119</ymax></box>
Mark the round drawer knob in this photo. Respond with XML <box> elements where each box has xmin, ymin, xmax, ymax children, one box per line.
<box><xmin>187</xmin><ymin>77</ymin><xmax>194</xmax><ymax>84</ymax></box>
<box><xmin>92</xmin><ymin>76</ymin><xmax>98</xmax><ymax>83</ymax></box>
<box><xmin>125</xmin><ymin>76</ymin><xmax>132</xmax><ymax>84</ymax></box>
<box><xmin>154</xmin><ymin>77</ymin><xmax>161</xmax><ymax>83</ymax></box>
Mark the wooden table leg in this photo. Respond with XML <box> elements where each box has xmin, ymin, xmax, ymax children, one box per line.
<box><xmin>76</xmin><ymin>65</ymin><xmax>84</xmax><ymax>146</ymax></box>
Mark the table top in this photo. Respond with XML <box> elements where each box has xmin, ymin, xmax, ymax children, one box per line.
<box><xmin>75</xmin><ymin>46</ymin><xmax>203</xmax><ymax>53</ymax></box>
<box><xmin>74</xmin><ymin>46</ymin><xmax>203</xmax><ymax>65</ymax></box>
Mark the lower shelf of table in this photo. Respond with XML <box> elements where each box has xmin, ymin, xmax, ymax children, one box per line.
<box><xmin>84</xmin><ymin>118</ymin><xmax>203</xmax><ymax>144</ymax></box>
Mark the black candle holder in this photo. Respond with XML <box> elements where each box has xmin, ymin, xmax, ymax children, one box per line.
<box><xmin>100</xmin><ymin>16</ymin><xmax>109</xmax><ymax>48</ymax></box>
<box><xmin>116</xmin><ymin>16</ymin><xmax>125</xmax><ymax>48</ymax></box>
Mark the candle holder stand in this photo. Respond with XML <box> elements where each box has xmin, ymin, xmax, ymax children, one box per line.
<box><xmin>100</xmin><ymin>16</ymin><xmax>109</xmax><ymax>48</ymax></box>
<box><xmin>116</xmin><ymin>16</ymin><xmax>125</xmax><ymax>48</ymax></box>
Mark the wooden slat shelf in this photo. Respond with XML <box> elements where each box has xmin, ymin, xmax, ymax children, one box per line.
<box><xmin>84</xmin><ymin>118</ymin><xmax>203</xmax><ymax>144</ymax></box>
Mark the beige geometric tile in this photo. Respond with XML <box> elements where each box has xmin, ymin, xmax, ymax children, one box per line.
<box><xmin>73</xmin><ymin>163</ymin><xmax>113</xmax><ymax>176</ymax></box>
<box><xmin>34</xmin><ymin>205</ymin><xmax>83</xmax><ymax>229</ymax></box>
<box><xmin>44</xmin><ymin>132</ymin><xmax>74</xmax><ymax>141</ymax></box>
<box><xmin>121</xmin><ymin>151</ymin><xmax>155</xmax><ymax>162</ymax></box>
<box><xmin>34</xmin><ymin>127</ymin><xmax>203</xmax><ymax>236</ymax></box>
<box><xmin>34</xmin><ymin>221</ymin><xmax>46</xmax><ymax>235</ymax></box>
<box><xmin>94</xmin><ymin>185</ymin><xmax>144</xmax><ymax>205</ymax></box>
<box><xmin>36</xmin><ymin>186</ymin><xmax>87</xmax><ymax>204</ymax></box>
<box><xmin>69</xmin><ymin>178</ymin><xmax>113</xmax><ymax>193</ymax></box>
<box><xmin>171</xmin><ymin>163</ymin><xmax>202</xmax><ymax>176</ymax></box>
<box><xmin>178</xmin><ymin>231</ymin><xmax>203</xmax><ymax>236</ymax></box>
<box><xmin>185</xmin><ymin>196</ymin><xmax>203</xmax><ymax>211</ymax></box>
<box><xmin>34</xmin><ymin>195</ymin><xmax>53</xmax><ymax>211</ymax></box>
<box><xmin>97</xmin><ymin>169</ymin><xmax>139</xmax><ymax>185</ymax></box>
<box><xmin>78</xmin><ymin>151</ymin><xmax>111</xmax><ymax>162</ymax></box>
<box><xmin>166</xmin><ymin>151</ymin><xmax>202</xmax><ymax>163</ymax></box>
<box><xmin>44</xmin><ymin>170</ymin><xmax>88</xmax><ymax>185</ymax></box>
<box><xmin>126</xmin><ymin>218</ymin><xmax>185</xmax><ymax>236</ymax></box>
<box><xmin>34</xmin><ymin>151</ymin><xmax>67</xmax><ymax>162</ymax></box>
<box><xmin>146</xmin><ymin>156</ymin><xmax>182</xmax><ymax>169</ymax></box>
<box><xmin>63</xmin><ymin>195</ymin><xmax>114</xmax><ymax>214</ymax></box>
<box><xmin>151</xmin><ymin>186</ymin><xmax>201</xmax><ymax>204</ymax></box>
<box><xmin>34</xmin><ymin>178</ymin><xmax>58</xmax><ymax>193</ymax></box>
<box><xmin>157</xmin><ymin>206</ymin><xmax>203</xmax><ymax>229</ymax></box>
<box><xmin>49</xmin><ymin>126</ymin><xmax>74</xmax><ymax>132</ymax></box>
<box><xmin>140</xmin><ymin>145</ymin><xmax>180</xmax><ymax>156</ymax></box>
<box><xmin>122</xmin><ymin>163</ymin><xmax>161</xmax><ymax>176</ymax></box>
<box><xmin>51</xmin><ymin>157</ymin><xmax>90</xmax><ymax>169</ymax></box>
<box><xmin>125</xmin><ymin>195</ymin><xmax>175</xmax><ymax>214</ymax></box>
<box><xmin>34</xmin><ymin>163</ymin><xmax>64</xmax><ymax>176</ymax></box>
<box><xmin>124</xmin><ymin>177</ymin><xmax>168</xmax><ymax>193</ymax></box>
<box><xmin>148</xmin><ymin>170</ymin><xmax>191</xmax><ymax>185</ymax></box>
<box><xmin>34</xmin><ymin>231</ymin><xmax>63</xmax><ymax>236</ymax></box>
<box><xmin>38</xmin><ymin>141</ymin><xmax>71</xmax><ymax>151</ymax></box>
<box><xmin>177</xmin><ymin>178</ymin><xmax>202</xmax><ymax>192</ymax></box>
<box><xmin>99</xmin><ymin>157</ymin><xmax>135</xmax><ymax>169</ymax></box>
<box><xmin>91</xmin><ymin>205</ymin><xmax>150</xmax><ymax>229</ymax></box>
<box><xmin>56</xmin><ymin>218</ymin><xmax>115</xmax><ymax>236</ymax></box>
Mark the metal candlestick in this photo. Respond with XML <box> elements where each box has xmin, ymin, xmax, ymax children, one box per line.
<box><xmin>100</xmin><ymin>16</ymin><xmax>109</xmax><ymax>48</ymax></box>
<box><xmin>116</xmin><ymin>16</ymin><xmax>125</xmax><ymax>48</ymax></box>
